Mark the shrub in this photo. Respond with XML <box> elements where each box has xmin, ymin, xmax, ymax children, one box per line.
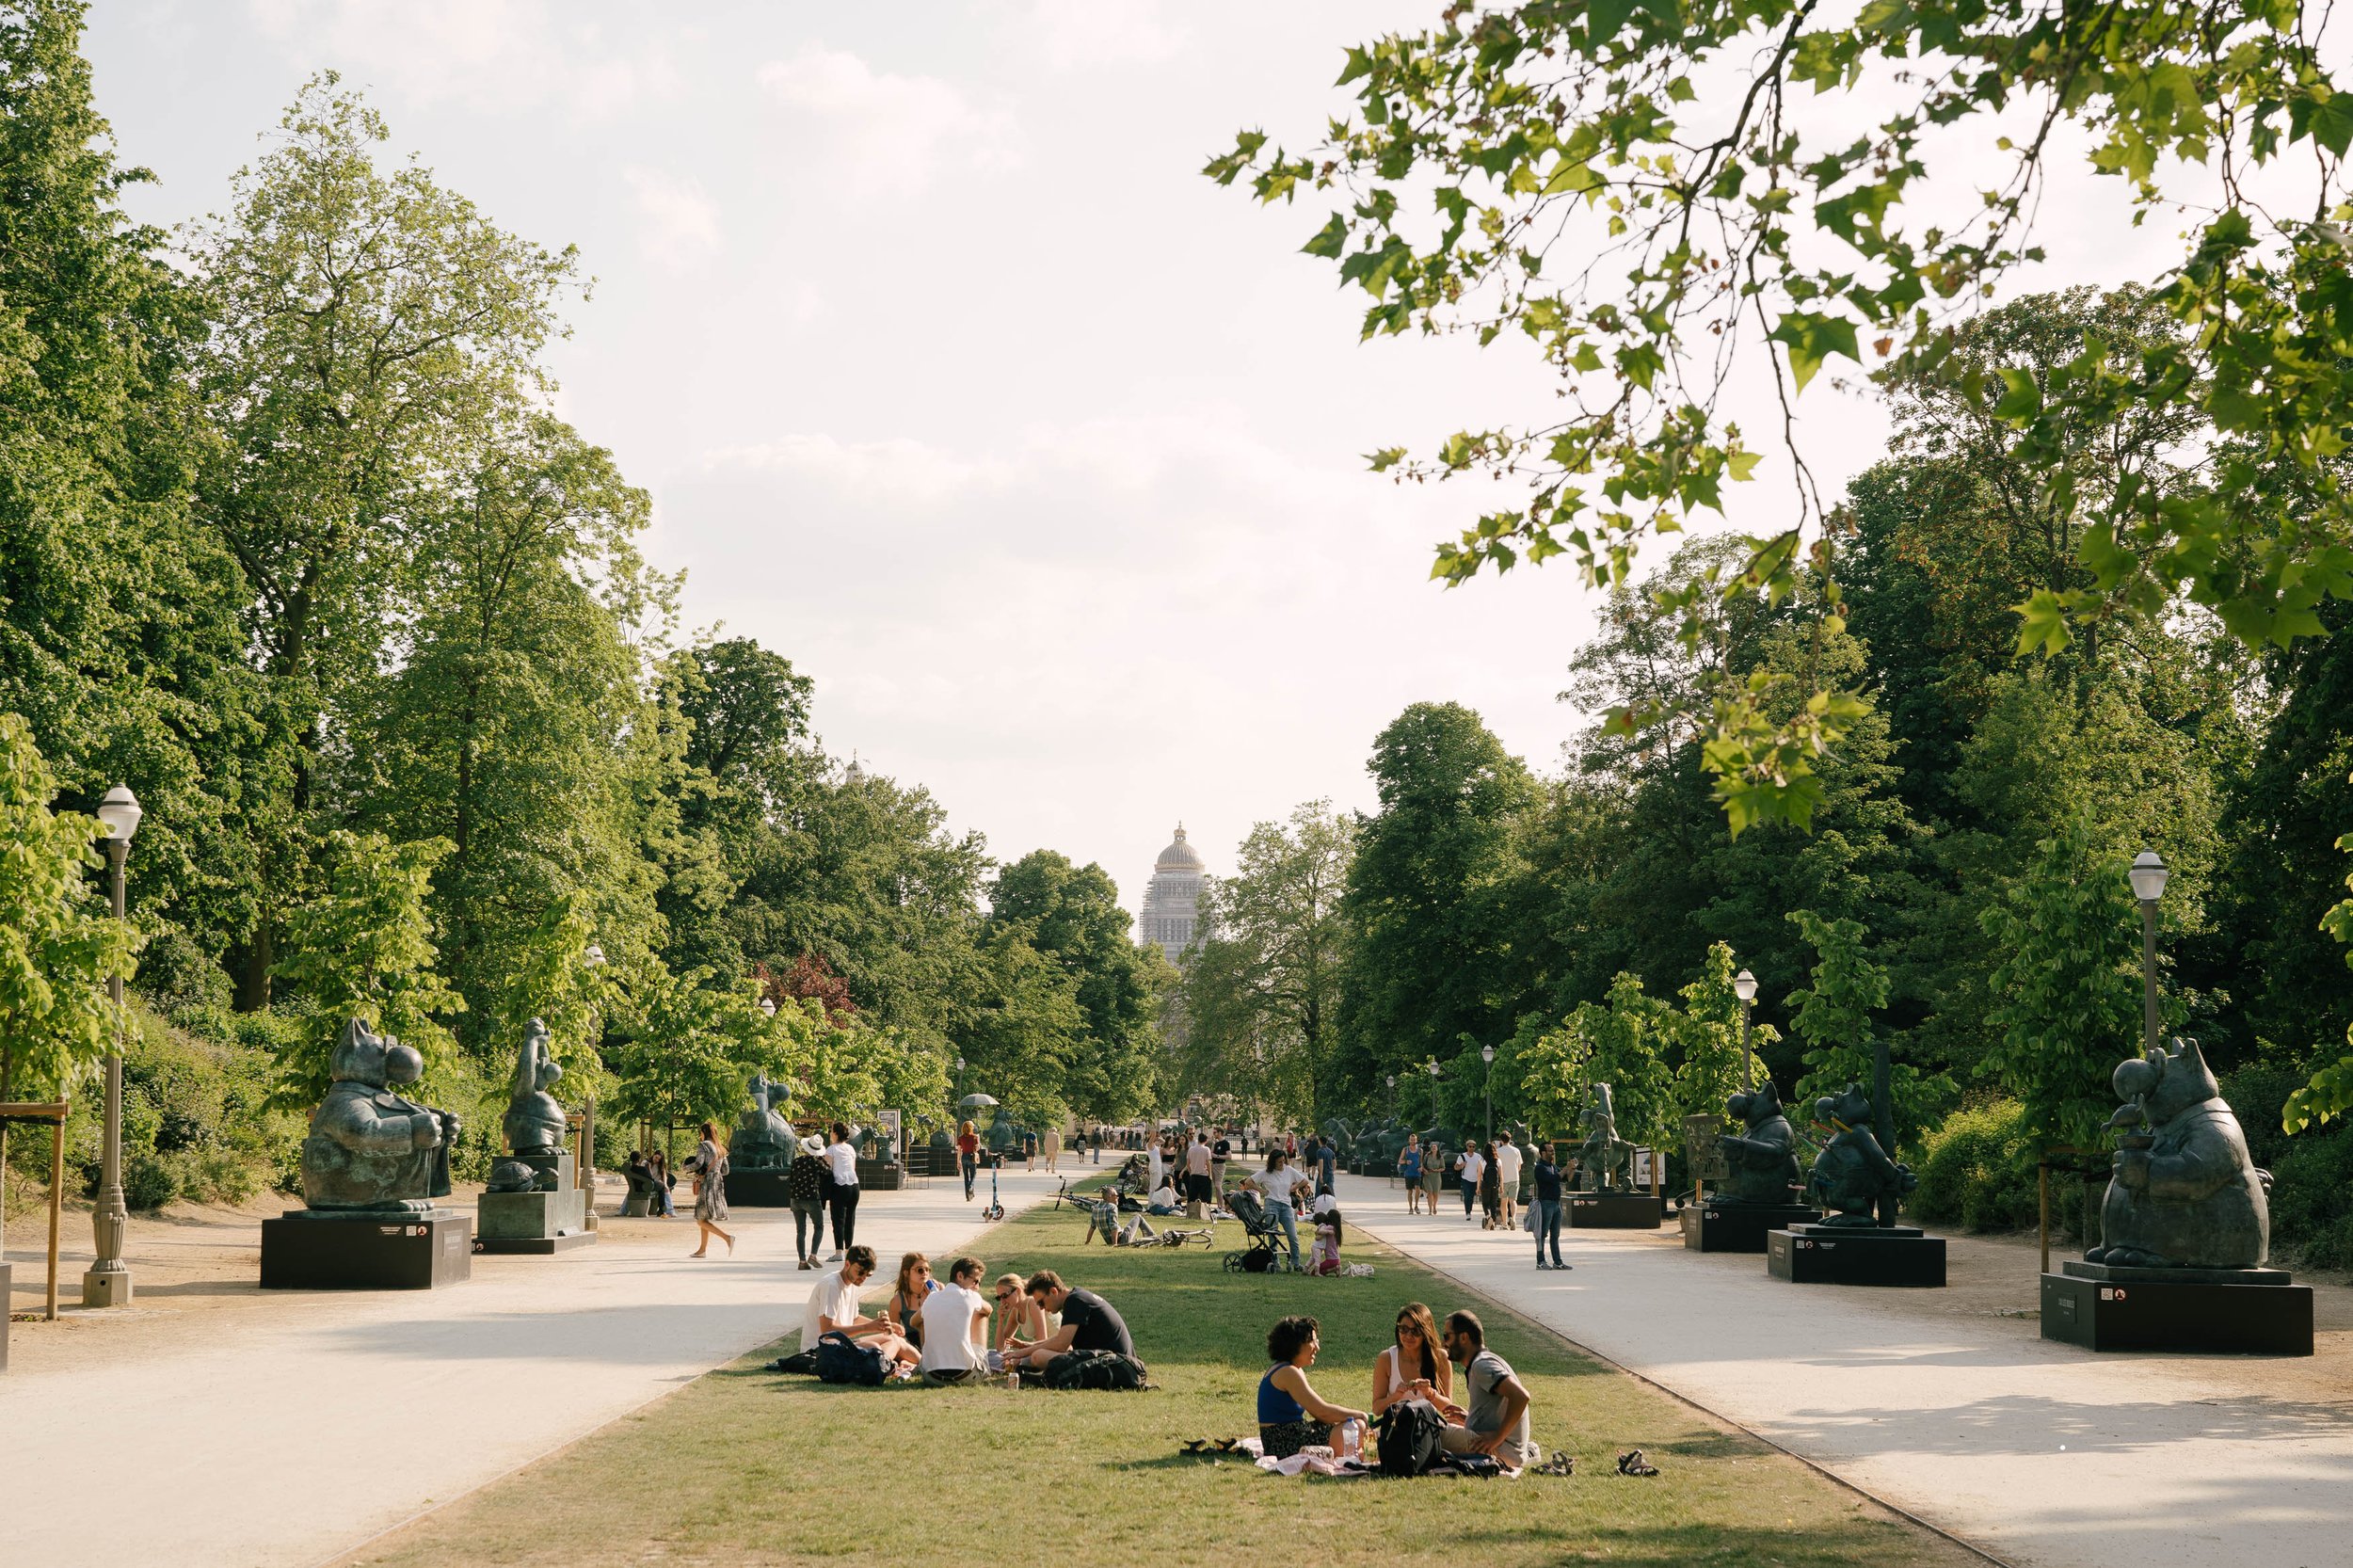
<box><xmin>2227</xmin><ymin>1064</ymin><xmax>2353</xmax><ymax>1271</ymax></box>
<box><xmin>1911</xmin><ymin>1098</ymin><xmax>2043</xmax><ymax>1235</ymax></box>
<box><xmin>121</xmin><ymin>1149</ymin><xmax>180</xmax><ymax>1211</ymax></box>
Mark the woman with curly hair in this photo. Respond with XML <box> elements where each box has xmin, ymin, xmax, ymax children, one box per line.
<box><xmin>1257</xmin><ymin>1315</ymin><xmax>1368</xmax><ymax>1460</ymax></box>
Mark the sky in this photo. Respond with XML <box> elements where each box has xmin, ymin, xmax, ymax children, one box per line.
<box><xmin>84</xmin><ymin>1</ymin><xmax>2185</xmax><ymax>919</ymax></box>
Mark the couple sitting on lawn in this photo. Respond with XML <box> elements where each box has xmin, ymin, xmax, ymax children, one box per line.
<box><xmin>1257</xmin><ymin>1301</ymin><xmax>1534</xmax><ymax>1467</ymax></box>
<box><xmin>805</xmin><ymin>1248</ymin><xmax>1131</xmax><ymax>1384</ymax></box>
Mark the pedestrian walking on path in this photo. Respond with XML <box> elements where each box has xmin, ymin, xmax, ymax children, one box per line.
<box><xmin>1399</xmin><ymin>1135</ymin><xmax>1425</xmax><ymax>1213</ymax></box>
<box><xmin>956</xmin><ymin>1120</ymin><xmax>982</xmax><ymax>1201</ymax></box>
<box><xmin>824</xmin><ymin>1121</ymin><xmax>861</xmax><ymax>1256</ymax></box>
<box><xmin>1495</xmin><ymin>1131</ymin><xmax>1523</xmax><ymax>1228</ymax></box>
<box><xmin>1458</xmin><ymin>1144</ymin><xmax>1485</xmax><ymax>1221</ymax></box>
<box><xmin>681</xmin><ymin>1121</ymin><xmax>734</xmax><ymax>1258</ymax></box>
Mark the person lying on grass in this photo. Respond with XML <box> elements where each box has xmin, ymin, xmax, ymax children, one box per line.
<box><xmin>1258</xmin><ymin>1314</ymin><xmax>1370</xmax><ymax>1460</ymax></box>
<box><xmin>1438</xmin><ymin>1309</ymin><xmax>1537</xmax><ymax>1470</ymax></box>
<box><xmin>802</xmin><ymin>1243</ymin><xmax>919</xmax><ymax>1371</ymax></box>
<box><xmin>997</xmin><ymin>1270</ymin><xmax>1134</xmax><ymax>1371</ymax></box>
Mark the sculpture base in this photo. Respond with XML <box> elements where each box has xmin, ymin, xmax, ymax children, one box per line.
<box><xmin>262</xmin><ymin>1210</ymin><xmax>472</xmax><ymax>1290</ymax></box>
<box><xmin>727</xmin><ymin>1168</ymin><xmax>794</xmax><ymax>1207</ymax></box>
<box><xmin>1568</xmin><ymin>1192</ymin><xmax>1665</xmax><ymax>1229</ymax></box>
<box><xmin>2061</xmin><ymin>1259</ymin><xmax>2294</xmax><ymax>1286</ymax></box>
<box><xmin>856</xmin><ymin>1160</ymin><xmax>904</xmax><ymax>1191</ymax></box>
<box><xmin>477</xmin><ymin>1185</ymin><xmax>589</xmax><ymax>1247</ymax></box>
<box><xmin>0</xmin><ymin>1261</ymin><xmax>9</xmax><ymax>1372</ymax></box>
<box><xmin>1769</xmin><ymin>1224</ymin><xmax>1946</xmax><ymax>1287</ymax></box>
<box><xmin>2041</xmin><ymin>1271</ymin><xmax>2313</xmax><ymax>1355</ymax></box>
<box><xmin>1683</xmin><ymin>1201</ymin><xmax>1820</xmax><ymax>1253</ymax></box>
<box><xmin>477</xmin><ymin>1230</ymin><xmax>599</xmax><ymax>1256</ymax></box>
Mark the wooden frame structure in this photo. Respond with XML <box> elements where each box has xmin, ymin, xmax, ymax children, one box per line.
<box><xmin>0</xmin><ymin>1099</ymin><xmax>70</xmax><ymax>1320</ymax></box>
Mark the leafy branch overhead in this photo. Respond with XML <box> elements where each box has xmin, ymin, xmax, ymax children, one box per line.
<box><xmin>1210</xmin><ymin>0</ymin><xmax>2353</xmax><ymax>831</ymax></box>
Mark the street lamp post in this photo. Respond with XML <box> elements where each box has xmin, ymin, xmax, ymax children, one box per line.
<box><xmin>2129</xmin><ymin>852</ymin><xmax>2170</xmax><ymax>1057</ymax></box>
<box><xmin>1734</xmin><ymin>968</ymin><xmax>1759</xmax><ymax>1091</ymax></box>
<box><xmin>1386</xmin><ymin>1074</ymin><xmax>1397</xmax><ymax>1122</ymax></box>
<box><xmin>1481</xmin><ymin>1045</ymin><xmax>1497</xmax><ymax>1144</ymax></box>
<box><xmin>84</xmin><ymin>786</ymin><xmax>142</xmax><ymax>1308</ymax></box>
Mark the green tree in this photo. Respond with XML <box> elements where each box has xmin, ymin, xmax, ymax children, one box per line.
<box><xmin>1339</xmin><ymin>704</ymin><xmax>1533</xmax><ymax>1094</ymax></box>
<box><xmin>0</xmin><ymin>714</ymin><xmax>138</xmax><ymax>1111</ymax></box>
<box><xmin>988</xmin><ymin>850</ymin><xmax>1168</xmax><ymax>1125</ymax></box>
<box><xmin>2284</xmin><ymin>789</ymin><xmax>2353</xmax><ymax>1133</ymax></box>
<box><xmin>1176</xmin><ymin>802</ymin><xmax>1353</xmax><ymax>1128</ymax></box>
<box><xmin>1519</xmin><ymin>974</ymin><xmax>1678</xmax><ymax>1157</ymax></box>
<box><xmin>602</xmin><ymin>964</ymin><xmax>783</xmax><ymax>1137</ymax></box>
<box><xmin>1786</xmin><ymin>908</ymin><xmax>1946</xmax><ymax>1147</ymax></box>
<box><xmin>269</xmin><ymin>830</ymin><xmax>465</xmax><ymax>1111</ymax></box>
<box><xmin>189</xmin><ymin>76</ymin><xmax>582</xmax><ymax>1004</ymax></box>
<box><xmin>1213</xmin><ymin>7</ymin><xmax>2353</xmax><ymax>828</ymax></box>
<box><xmin>1673</xmin><ymin>943</ymin><xmax>1762</xmax><ymax>1132</ymax></box>
<box><xmin>1979</xmin><ymin>824</ymin><xmax>2145</xmax><ymax>1150</ymax></box>
<box><xmin>952</xmin><ymin>924</ymin><xmax>1085</xmax><ymax>1131</ymax></box>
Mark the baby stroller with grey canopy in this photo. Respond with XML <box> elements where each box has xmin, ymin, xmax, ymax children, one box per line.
<box><xmin>1220</xmin><ymin>1188</ymin><xmax>1301</xmax><ymax>1272</ymax></box>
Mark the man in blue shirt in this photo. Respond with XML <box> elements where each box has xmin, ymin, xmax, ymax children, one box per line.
<box><xmin>1532</xmin><ymin>1143</ymin><xmax>1570</xmax><ymax>1270</ymax></box>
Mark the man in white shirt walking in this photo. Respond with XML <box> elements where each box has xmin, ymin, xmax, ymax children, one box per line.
<box><xmin>1494</xmin><ymin>1132</ymin><xmax>1525</xmax><ymax>1229</ymax></box>
<box><xmin>1457</xmin><ymin>1144</ymin><xmax>1485</xmax><ymax>1222</ymax></box>
<box><xmin>823</xmin><ymin>1121</ymin><xmax>861</xmax><ymax>1258</ymax></box>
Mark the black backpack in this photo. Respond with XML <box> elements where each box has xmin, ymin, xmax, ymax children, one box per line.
<box><xmin>1240</xmin><ymin>1244</ymin><xmax>1276</xmax><ymax>1273</ymax></box>
<box><xmin>815</xmin><ymin>1330</ymin><xmax>888</xmax><ymax>1386</ymax></box>
<box><xmin>1042</xmin><ymin>1350</ymin><xmax>1151</xmax><ymax>1390</ymax></box>
<box><xmin>1377</xmin><ymin>1397</ymin><xmax>1448</xmax><ymax>1477</ymax></box>
<box><xmin>771</xmin><ymin>1347</ymin><xmax>821</xmax><ymax>1375</ymax></box>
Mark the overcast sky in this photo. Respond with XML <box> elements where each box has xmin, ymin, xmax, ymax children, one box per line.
<box><xmin>86</xmin><ymin>2</ymin><xmax>2180</xmax><ymax>918</ymax></box>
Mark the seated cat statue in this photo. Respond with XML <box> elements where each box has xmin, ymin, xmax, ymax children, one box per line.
<box><xmin>2088</xmin><ymin>1037</ymin><xmax>2271</xmax><ymax>1270</ymax></box>
<box><xmin>298</xmin><ymin>1018</ymin><xmax>461</xmax><ymax>1212</ymax></box>
<box><xmin>1803</xmin><ymin>1083</ymin><xmax>1916</xmax><ymax>1227</ymax></box>
<box><xmin>1717</xmin><ymin>1080</ymin><xmax>1803</xmax><ymax>1205</ymax></box>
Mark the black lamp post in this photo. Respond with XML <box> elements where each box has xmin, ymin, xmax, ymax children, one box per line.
<box><xmin>2130</xmin><ymin>852</ymin><xmax>2170</xmax><ymax>1056</ymax></box>
<box><xmin>1481</xmin><ymin>1044</ymin><xmax>1497</xmax><ymax>1144</ymax></box>
<box><xmin>1734</xmin><ymin>968</ymin><xmax>1758</xmax><ymax>1091</ymax></box>
<box><xmin>83</xmin><ymin>785</ymin><xmax>141</xmax><ymax>1307</ymax></box>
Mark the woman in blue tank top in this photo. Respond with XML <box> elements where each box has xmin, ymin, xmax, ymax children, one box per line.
<box><xmin>1258</xmin><ymin>1315</ymin><xmax>1369</xmax><ymax>1460</ymax></box>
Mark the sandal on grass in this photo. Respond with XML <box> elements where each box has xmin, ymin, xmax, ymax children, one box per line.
<box><xmin>1615</xmin><ymin>1448</ymin><xmax>1659</xmax><ymax>1477</ymax></box>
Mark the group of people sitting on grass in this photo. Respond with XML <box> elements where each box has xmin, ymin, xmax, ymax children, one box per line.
<box><xmin>802</xmin><ymin>1245</ymin><xmax>1133</xmax><ymax>1385</ymax></box>
<box><xmin>1257</xmin><ymin>1301</ymin><xmax>1534</xmax><ymax>1469</ymax></box>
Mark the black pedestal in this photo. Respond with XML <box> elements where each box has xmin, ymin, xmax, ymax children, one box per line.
<box><xmin>2040</xmin><ymin>1271</ymin><xmax>2313</xmax><ymax>1354</ymax></box>
<box><xmin>1768</xmin><ymin>1224</ymin><xmax>1946</xmax><ymax>1286</ymax></box>
<box><xmin>857</xmin><ymin>1160</ymin><xmax>904</xmax><ymax>1191</ymax></box>
<box><xmin>727</xmin><ymin>1169</ymin><xmax>794</xmax><ymax>1207</ymax></box>
<box><xmin>261</xmin><ymin>1212</ymin><xmax>472</xmax><ymax>1289</ymax></box>
<box><xmin>1567</xmin><ymin>1192</ymin><xmax>1666</xmax><ymax>1229</ymax></box>
<box><xmin>477</xmin><ymin>1230</ymin><xmax>600</xmax><ymax>1256</ymax></box>
<box><xmin>1683</xmin><ymin>1202</ymin><xmax>1820</xmax><ymax>1253</ymax></box>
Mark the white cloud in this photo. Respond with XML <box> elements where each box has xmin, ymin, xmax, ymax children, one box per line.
<box><xmin>621</xmin><ymin>166</ymin><xmax>720</xmax><ymax>272</ymax></box>
<box><xmin>754</xmin><ymin>42</ymin><xmax>1019</xmax><ymax>187</ymax></box>
<box><xmin>246</xmin><ymin>0</ymin><xmax>676</xmax><ymax>119</ymax></box>
<box><xmin>1024</xmin><ymin>0</ymin><xmax>1187</xmax><ymax>71</ymax></box>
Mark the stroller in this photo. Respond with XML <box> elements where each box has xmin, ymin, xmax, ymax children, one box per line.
<box><xmin>1220</xmin><ymin>1188</ymin><xmax>1302</xmax><ymax>1273</ymax></box>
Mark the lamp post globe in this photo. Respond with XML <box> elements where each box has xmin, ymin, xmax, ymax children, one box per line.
<box><xmin>583</xmin><ymin>942</ymin><xmax>606</xmax><ymax>968</ymax></box>
<box><xmin>85</xmin><ymin>786</ymin><xmax>141</xmax><ymax>1307</ymax></box>
<box><xmin>2130</xmin><ymin>851</ymin><xmax>2169</xmax><ymax>1056</ymax></box>
<box><xmin>759</xmin><ymin>997</ymin><xmax>776</xmax><ymax>1017</ymax></box>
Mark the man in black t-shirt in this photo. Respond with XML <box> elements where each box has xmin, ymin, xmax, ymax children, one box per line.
<box><xmin>999</xmin><ymin>1270</ymin><xmax>1136</xmax><ymax>1368</ymax></box>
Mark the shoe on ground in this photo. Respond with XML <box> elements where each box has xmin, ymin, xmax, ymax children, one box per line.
<box><xmin>1536</xmin><ymin>1260</ymin><xmax>1550</xmax><ymax>1270</ymax></box>
<box><xmin>826</xmin><ymin>1249</ymin><xmax>843</xmax><ymax>1261</ymax></box>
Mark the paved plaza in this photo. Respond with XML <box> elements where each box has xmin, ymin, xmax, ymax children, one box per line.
<box><xmin>2</xmin><ymin>1170</ymin><xmax>1060</xmax><ymax>1568</ymax></box>
<box><xmin>1333</xmin><ymin>1174</ymin><xmax>2352</xmax><ymax>1568</ymax></box>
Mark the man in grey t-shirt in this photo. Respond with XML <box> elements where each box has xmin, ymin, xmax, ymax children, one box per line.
<box><xmin>1439</xmin><ymin>1309</ymin><xmax>1536</xmax><ymax>1468</ymax></box>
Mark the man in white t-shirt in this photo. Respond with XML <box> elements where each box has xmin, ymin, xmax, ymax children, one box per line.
<box><xmin>1457</xmin><ymin>1145</ymin><xmax>1486</xmax><ymax>1222</ymax></box>
<box><xmin>1494</xmin><ymin>1132</ymin><xmax>1525</xmax><ymax>1229</ymax></box>
<box><xmin>803</xmin><ymin>1243</ymin><xmax>917</xmax><ymax>1372</ymax></box>
<box><xmin>823</xmin><ymin>1120</ymin><xmax>861</xmax><ymax>1258</ymax></box>
<box><xmin>917</xmin><ymin>1255</ymin><xmax>993</xmax><ymax>1383</ymax></box>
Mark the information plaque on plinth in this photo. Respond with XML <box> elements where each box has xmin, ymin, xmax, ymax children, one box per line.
<box><xmin>2041</xmin><ymin>1263</ymin><xmax>2313</xmax><ymax>1355</ymax></box>
<box><xmin>1567</xmin><ymin>1192</ymin><xmax>1666</xmax><ymax>1229</ymax></box>
<box><xmin>261</xmin><ymin>1211</ymin><xmax>472</xmax><ymax>1289</ymax></box>
<box><xmin>1768</xmin><ymin>1223</ymin><xmax>1945</xmax><ymax>1287</ymax></box>
<box><xmin>727</xmin><ymin>1169</ymin><xmax>793</xmax><ymax>1206</ymax></box>
<box><xmin>1683</xmin><ymin>1201</ymin><xmax>1819</xmax><ymax>1253</ymax></box>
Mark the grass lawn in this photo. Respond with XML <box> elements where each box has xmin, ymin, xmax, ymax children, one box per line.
<box><xmin>336</xmin><ymin>1190</ymin><xmax>1979</xmax><ymax>1568</ymax></box>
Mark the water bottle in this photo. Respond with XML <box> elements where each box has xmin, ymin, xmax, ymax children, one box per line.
<box><xmin>1338</xmin><ymin>1417</ymin><xmax>1362</xmax><ymax>1461</ymax></box>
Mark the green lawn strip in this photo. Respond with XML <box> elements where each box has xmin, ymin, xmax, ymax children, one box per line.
<box><xmin>341</xmin><ymin>1193</ymin><xmax>1975</xmax><ymax>1568</ymax></box>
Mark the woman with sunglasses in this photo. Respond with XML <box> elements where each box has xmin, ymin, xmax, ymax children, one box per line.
<box><xmin>1369</xmin><ymin>1301</ymin><xmax>1461</xmax><ymax>1419</ymax></box>
<box><xmin>886</xmin><ymin>1253</ymin><xmax>936</xmax><ymax>1352</ymax></box>
<box><xmin>991</xmin><ymin>1271</ymin><xmax>1058</xmax><ymax>1357</ymax></box>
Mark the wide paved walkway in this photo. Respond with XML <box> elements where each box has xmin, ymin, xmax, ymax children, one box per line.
<box><xmin>1335</xmin><ymin>1174</ymin><xmax>2351</xmax><ymax>1568</ymax></box>
<box><xmin>3</xmin><ymin>1167</ymin><xmax>1058</xmax><ymax>1568</ymax></box>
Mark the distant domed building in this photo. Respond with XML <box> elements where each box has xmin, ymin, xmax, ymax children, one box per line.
<box><xmin>1138</xmin><ymin>824</ymin><xmax>1208</xmax><ymax>964</ymax></box>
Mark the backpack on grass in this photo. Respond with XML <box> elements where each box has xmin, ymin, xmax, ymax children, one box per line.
<box><xmin>1041</xmin><ymin>1350</ymin><xmax>1151</xmax><ymax>1390</ymax></box>
<box><xmin>771</xmin><ymin>1347</ymin><xmax>821</xmax><ymax>1375</ymax></box>
<box><xmin>816</xmin><ymin>1330</ymin><xmax>888</xmax><ymax>1386</ymax></box>
<box><xmin>1377</xmin><ymin>1397</ymin><xmax>1448</xmax><ymax>1477</ymax></box>
<box><xmin>1239</xmin><ymin>1244</ymin><xmax>1276</xmax><ymax>1273</ymax></box>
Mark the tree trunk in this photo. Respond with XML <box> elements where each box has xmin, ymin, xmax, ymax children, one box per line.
<box><xmin>236</xmin><ymin>921</ymin><xmax>276</xmax><ymax>1012</ymax></box>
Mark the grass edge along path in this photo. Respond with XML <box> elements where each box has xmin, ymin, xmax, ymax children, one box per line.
<box><xmin>337</xmin><ymin>1191</ymin><xmax>1986</xmax><ymax>1568</ymax></box>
